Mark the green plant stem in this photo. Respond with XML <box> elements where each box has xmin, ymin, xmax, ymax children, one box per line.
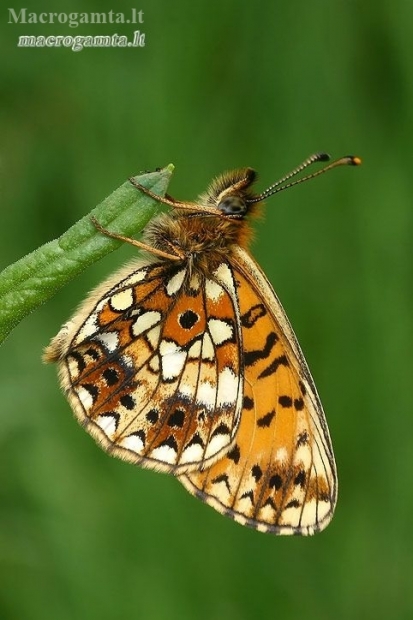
<box><xmin>0</xmin><ymin>165</ymin><xmax>174</xmax><ymax>344</ymax></box>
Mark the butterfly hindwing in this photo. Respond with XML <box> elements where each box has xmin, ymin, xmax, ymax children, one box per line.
<box><xmin>179</xmin><ymin>248</ymin><xmax>337</xmax><ymax>534</ymax></box>
<box><xmin>54</xmin><ymin>260</ymin><xmax>243</xmax><ymax>475</ymax></box>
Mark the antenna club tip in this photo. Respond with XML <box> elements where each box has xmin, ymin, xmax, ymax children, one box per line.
<box><xmin>335</xmin><ymin>155</ymin><xmax>362</xmax><ymax>167</ymax></box>
<box><xmin>348</xmin><ymin>155</ymin><xmax>362</xmax><ymax>166</ymax></box>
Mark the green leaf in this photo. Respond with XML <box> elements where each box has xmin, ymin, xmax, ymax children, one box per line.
<box><xmin>0</xmin><ymin>165</ymin><xmax>174</xmax><ymax>345</ymax></box>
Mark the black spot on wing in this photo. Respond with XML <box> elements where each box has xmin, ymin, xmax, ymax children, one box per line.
<box><xmin>168</xmin><ymin>408</ymin><xmax>186</xmax><ymax>428</ymax></box>
<box><xmin>70</xmin><ymin>351</ymin><xmax>86</xmax><ymax>373</ymax></box>
<box><xmin>285</xmin><ymin>499</ymin><xmax>300</xmax><ymax>509</ymax></box>
<box><xmin>211</xmin><ymin>423</ymin><xmax>230</xmax><ymax>438</ymax></box>
<box><xmin>240</xmin><ymin>490</ymin><xmax>255</xmax><ymax>505</ymax></box>
<box><xmin>85</xmin><ymin>347</ymin><xmax>100</xmax><ymax>361</ymax></box>
<box><xmin>157</xmin><ymin>435</ymin><xmax>178</xmax><ymax>452</ymax></box>
<box><xmin>227</xmin><ymin>445</ymin><xmax>240</xmax><ymax>464</ymax></box>
<box><xmin>257</xmin><ymin>410</ymin><xmax>275</xmax><ymax>428</ymax></box>
<box><xmin>297</xmin><ymin>431</ymin><xmax>309</xmax><ymax>447</ymax></box>
<box><xmin>179</xmin><ymin>310</ymin><xmax>199</xmax><ymax>330</ymax></box>
<box><xmin>243</xmin><ymin>395</ymin><xmax>254</xmax><ymax>410</ymax></box>
<box><xmin>120</xmin><ymin>394</ymin><xmax>135</xmax><ymax>410</ymax></box>
<box><xmin>146</xmin><ymin>409</ymin><xmax>159</xmax><ymax>424</ymax></box>
<box><xmin>244</xmin><ymin>332</ymin><xmax>278</xmax><ymax>367</ymax></box>
<box><xmin>244</xmin><ymin>332</ymin><xmax>278</xmax><ymax>366</ymax></box>
<box><xmin>185</xmin><ymin>432</ymin><xmax>205</xmax><ymax>449</ymax></box>
<box><xmin>258</xmin><ymin>354</ymin><xmax>289</xmax><ymax>379</ymax></box>
<box><xmin>241</xmin><ymin>303</ymin><xmax>266</xmax><ymax>328</ymax></box>
<box><xmin>102</xmin><ymin>367</ymin><xmax>119</xmax><ymax>386</ymax></box>
<box><xmin>212</xmin><ymin>473</ymin><xmax>231</xmax><ymax>493</ymax></box>
<box><xmin>294</xmin><ymin>470</ymin><xmax>306</xmax><ymax>487</ymax></box>
<box><xmin>269</xmin><ymin>474</ymin><xmax>283</xmax><ymax>490</ymax></box>
<box><xmin>251</xmin><ymin>465</ymin><xmax>263</xmax><ymax>481</ymax></box>
<box><xmin>294</xmin><ymin>397</ymin><xmax>304</xmax><ymax>411</ymax></box>
<box><xmin>263</xmin><ymin>496</ymin><xmax>277</xmax><ymax>510</ymax></box>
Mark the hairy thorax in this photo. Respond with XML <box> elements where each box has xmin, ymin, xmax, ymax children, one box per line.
<box><xmin>144</xmin><ymin>211</ymin><xmax>252</xmax><ymax>272</ymax></box>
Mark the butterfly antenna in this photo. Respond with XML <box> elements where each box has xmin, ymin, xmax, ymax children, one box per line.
<box><xmin>247</xmin><ymin>153</ymin><xmax>361</xmax><ymax>204</ymax></box>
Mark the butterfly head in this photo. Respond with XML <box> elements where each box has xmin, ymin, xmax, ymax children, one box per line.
<box><xmin>199</xmin><ymin>168</ymin><xmax>259</xmax><ymax>218</ymax></box>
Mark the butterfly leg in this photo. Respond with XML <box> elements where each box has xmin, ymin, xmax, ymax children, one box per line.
<box><xmin>91</xmin><ymin>216</ymin><xmax>185</xmax><ymax>261</ymax></box>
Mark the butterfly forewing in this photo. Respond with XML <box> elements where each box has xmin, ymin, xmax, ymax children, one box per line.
<box><xmin>179</xmin><ymin>248</ymin><xmax>337</xmax><ymax>534</ymax></box>
<box><xmin>55</xmin><ymin>260</ymin><xmax>243</xmax><ymax>475</ymax></box>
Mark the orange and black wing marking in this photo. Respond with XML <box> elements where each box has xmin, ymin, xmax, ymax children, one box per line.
<box><xmin>46</xmin><ymin>260</ymin><xmax>243</xmax><ymax>475</ymax></box>
<box><xmin>180</xmin><ymin>248</ymin><xmax>337</xmax><ymax>534</ymax></box>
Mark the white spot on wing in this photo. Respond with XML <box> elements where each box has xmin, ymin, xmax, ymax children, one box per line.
<box><xmin>299</xmin><ymin>498</ymin><xmax>318</xmax><ymax>527</ymax></box>
<box><xmin>284</xmin><ymin>500</ymin><xmax>302</xmax><ymax>521</ymax></box>
<box><xmin>180</xmin><ymin>442</ymin><xmax>204</xmax><ymax>464</ymax></box>
<box><xmin>77</xmin><ymin>315</ymin><xmax>98</xmax><ymax>341</ymax></box>
<box><xmin>202</xmin><ymin>332</ymin><xmax>215</xmax><ymax>361</ymax></box>
<box><xmin>121</xmin><ymin>434</ymin><xmax>144</xmax><ymax>453</ymax></box>
<box><xmin>96</xmin><ymin>331</ymin><xmax>119</xmax><ymax>352</ymax></box>
<box><xmin>68</xmin><ymin>357</ymin><xmax>81</xmax><ymax>379</ymax></box>
<box><xmin>77</xmin><ymin>386</ymin><xmax>93</xmax><ymax>410</ymax></box>
<box><xmin>178</xmin><ymin>384</ymin><xmax>194</xmax><ymax>399</ymax></box>
<box><xmin>146</xmin><ymin>325</ymin><xmax>161</xmax><ymax>349</ymax></box>
<box><xmin>205</xmin><ymin>431</ymin><xmax>230</xmax><ymax>458</ymax></box>
<box><xmin>276</xmin><ymin>447</ymin><xmax>289</xmax><ymax>463</ymax></box>
<box><xmin>196</xmin><ymin>380</ymin><xmax>216</xmax><ymax>409</ymax></box>
<box><xmin>166</xmin><ymin>269</ymin><xmax>186</xmax><ymax>296</ymax></box>
<box><xmin>132</xmin><ymin>311</ymin><xmax>161</xmax><ymax>337</ymax></box>
<box><xmin>258</xmin><ymin>503</ymin><xmax>276</xmax><ymax>523</ymax></box>
<box><xmin>205</xmin><ymin>278</ymin><xmax>225</xmax><ymax>302</ymax></box>
<box><xmin>282</xmin><ymin>527</ymin><xmax>296</xmax><ymax>536</ymax></box>
<box><xmin>216</xmin><ymin>367</ymin><xmax>238</xmax><ymax>407</ymax></box>
<box><xmin>208</xmin><ymin>318</ymin><xmax>233</xmax><ymax>345</ymax></box>
<box><xmin>159</xmin><ymin>340</ymin><xmax>187</xmax><ymax>380</ymax></box>
<box><xmin>189</xmin><ymin>273</ymin><xmax>201</xmax><ymax>291</ymax></box>
<box><xmin>151</xmin><ymin>444</ymin><xmax>177</xmax><ymax>464</ymax></box>
<box><xmin>210</xmin><ymin>478</ymin><xmax>231</xmax><ymax>502</ymax></box>
<box><xmin>120</xmin><ymin>267</ymin><xmax>148</xmax><ymax>288</ymax></box>
<box><xmin>148</xmin><ymin>355</ymin><xmax>160</xmax><ymax>372</ymax></box>
<box><xmin>314</xmin><ymin>442</ymin><xmax>329</xmax><ymax>470</ymax></box>
<box><xmin>213</xmin><ymin>263</ymin><xmax>235</xmax><ymax>296</ymax></box>
<box><xmin>122</xmin><ymin>354</ymin><xmax>133</xmax><ymax>368</ymax></box>
<box><xmin>294</xmin><ymin>444</ymin><xmax>312</xmax><ymax>468</ymax></box>
<box><xmin>110</xmin><ymin>289</ymin><xmax>134</xmax><ymax>311</ymax></box>
<box><xmin>188</xmin><ymin>339</ymin><xmax>202</xmax><ymax>359</ymax></box>
<box><xmin>234</xmin><ymin>514</ymin><xmax>247</xmax><ymax>527</ymax></box>
<box><xmin>315</xmin><ymin>496</ymin><xmax>331</xmax><ymax>521</ymax></box>
<box><xmin>96</xmin><ymin>414</ymin><xmax>117</xmax><ymax>437</ymax></box>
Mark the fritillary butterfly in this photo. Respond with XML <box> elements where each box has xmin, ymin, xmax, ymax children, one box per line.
<box><xmin>44</xmin><ymin>152</ymin><xmax>360</xmax><ymax>535</ymax></box>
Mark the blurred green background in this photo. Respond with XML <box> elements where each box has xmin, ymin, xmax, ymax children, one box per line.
<box><xmin>1</xmin><ymin>1</ymin><xmax>412</xmax><ymax>619</ymax></box>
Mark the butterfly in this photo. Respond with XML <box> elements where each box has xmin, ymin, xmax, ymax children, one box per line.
<box><xmin>44</xmin><ymin>152</ymin><xmax>360</xmax><ymax>535</ymax></box>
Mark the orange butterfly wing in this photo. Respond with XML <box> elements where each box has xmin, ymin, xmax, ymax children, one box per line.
<box><xmin>48</xmin><ymin>260</ymin><xmax>243</xmax><ymax>475</ymax></box>
<box><xmin>179</xmin><ymin>247</ymin><xmax>337</xmax><ymax>535</ymax></box>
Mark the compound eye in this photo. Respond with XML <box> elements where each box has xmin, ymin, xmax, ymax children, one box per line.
<box><xmin>217</xmin><ymin>196</ymin><xmax>247</xmax><ymax>216</ymax></box>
